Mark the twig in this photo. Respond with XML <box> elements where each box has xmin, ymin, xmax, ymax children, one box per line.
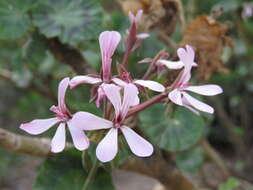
<box><xmin>157</xmin><ymin>31</ymin><xmax>178</xmax><ymax>52</ymax></box>
<box><xmin>120</xmin><ymin>149</ymin><xmax>198</xmax><ymax>190</ymax></box>
<box><xmin>142</xmin><ymin>49</ymin><xmax>167</xmax><ymax>80</ymax></box>
<box><xmin>0</xmin><ymin>128</ymin><xmax>72</xmax><ymax>157</ymax></box>
<box><xmin>82</xmin><ymin>159</ymin><xmax>99</xmax><ymax>190</ymax></box>
<box><xmin>201</xmin><ymin>139</ymin><xmax>230</xmax><ymax>177</ymax></box>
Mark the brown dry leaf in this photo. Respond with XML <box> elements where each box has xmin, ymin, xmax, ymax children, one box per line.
<box><xmin>181</xmin><ymin>15</ymin><xmax>233</xmax><ymax>81</ymax></box>
<box><xmin>117</xmin><ymin>0</ymin><xmax>184</xmax><ymax>36</ymax></box>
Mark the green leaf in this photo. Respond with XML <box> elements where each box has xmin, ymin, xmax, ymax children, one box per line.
<box><xmin>176</xmin><ymin>147</ymin><xmax>205</xmax><ymax>173</ymax></box>
<box><xmin>0</xmin><ymin>0</ymin><xmax>35</xmax><ymax>40</ymax></box>
<box><xmin>33</xmin><ymin>148</ymin><xmax>115</xmax><ymax>190</ymax></box>
<box><xmin>22</xmin><ymin>32</ymin><xmax>48</xmax><ymax>72</ymax></box>
<box><xmin>32</xmin><ymin>0</ymin><xmax>103</xmax><ymax>46</ymax></box>
<box><xmin>139</xmin><ymin>104</ymin><xmax>205</xmax><ymax>151</ymax></box>
<box><xmin>218</xmin><ymin>177</ymin><xmax>240</xmax><ymax>190</ymax></box>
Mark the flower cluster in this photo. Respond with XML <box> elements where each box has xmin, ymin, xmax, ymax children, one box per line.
<box><xmin>19</xmin><ymin>11</ymin><xmax>223</xmax><ymax>163</ymax></box>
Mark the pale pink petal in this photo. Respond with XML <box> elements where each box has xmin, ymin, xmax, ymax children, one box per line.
<box><xmin>121</xmin><ymin>126</ymin><xmax>153</xmax><ymax>157</ymax></box>
<box><xmin>182</xmin><ymin>96</ymin><xmax>200</xmax><ymax>115</ymax></box>
<box><xmin>128</xmin><ymin>11</ymin><xmax>135</xmax><ymax>23</ymax></box>
<box><xmin>121</xmin><ymin>84</ymin><xmax>139</xmax><ymax>119</ymax></box>
<box><xmin>99</xmin><ymin>31</ymin><xmax>121</xmax><ymax>81</ymax></box>
<box><xmin>68</xmin><ymin>121</ymin><xmax>89</xmax><ymax>151</ymax></box>
<box><xmin>58</xmin><ymin>77</ymin><xmax>69</xmax><ymax>112</ymax></box>
<box><xmin>183</xmin><ymin>104</ymin><xmax>200</xmax><ymax>115</ymax></box>
<box><xmin>182</xmin><ymin>92</ymin><xmax>214</xmax><ymax>114</ymax></box>
<box><xmin>138</xmin><ymin>58</ymin><xmax>153</xmax><ymax>64</ymax></box>
<box><xmin>158</xmin><ymin>60</ymin><xmax>184</xmax><ymax>70</ymax></box>
<box><xmin>177</xmin><ymin>48</ymin><xmax>187</xmax><ymax>63</ymax></box>
<box><xmin>96</xmin><ymin>84</ymin><xmax>106</xmax><ymax>108</ymax></box>
<box><xmin>112</xmin><ymin>78</ymin><xmax>128</xmax><ymax>87</ymax></box>
<box><xmin>128</xmin><ymin>10</ymin><xmax>143</xmax><ymax>23</ymax></box>
<box><xmin>158</xmin><ymin>59</ymin><xmax>197</xmax><ymax>70</ymax></box>
<box><xmin>51</xmin><ymin>123</ymin><xmax>66</xmax><ymax>153</ymax></box>
<box><xmin>192</xmin><ymin>62</ymin><xmax>198</xmax><ymax>67</ymax></box>
<box><xmin>186</xmin><ymin>45</ymin><xmax>195</xmax><ymax>62</ymax></box>
<box><xmin>20</xmin><ymin>118</ymin><xmax>60</xmax><ymax>135</ymax></box>
<box><xmin>103</xmin><ymin>84</ymin><xmax>122</xmax><ymax>117</ymax></box>
<box><xmin>135</xmin><ymin>9</ymin><xmax>143</xmax><ymax>22</ymax></box>
<box><xmin>96</xmin><ymin>128</ymin><xmax>118</xmax><ymax>163</ymax></box>
<box><xmin>99</xmin><ymin>31</ymin><xmax>121</xmax><ymax>58</ymax></box>
<box><xmin>185</xmin><ymin>85</ymin><xmax>223</xmax><ymax>96</ymax></box>
<box><xmin>134</xmin><ymin>80</ymin><xmax>165</xmax><ymax>92</ymax></box>
<box><xmin>168</xmin><ymin>89</ymin><xmax>183</xmax><ymax>106</ymax></box>
<box><xmin>177</xmin><ymin>45</ymin><xmax>195</xmax><ymax>71</ymax></box>
<box><xmin>137</xmin><ymin>33</ymin><xmax>150</xmax><ymax>39</ymax></box>
<box><xmin>70</xmin><ymin>112</ymin><xmax>113</xmax><ymax>130</ymax></box>
<box><xmin>132</xmin><ymin>94</ymin><xmax>140</xmax><ymax>106</ymax></box>
<box><xmin>181</xmin><ymin>71</ymin><xmax>191</xmax><ymax>84</ymax></box>
<box><xmin>69</xmin><ymin>76</ymin><xmax>102</xmax><ymax>88</ymax></box>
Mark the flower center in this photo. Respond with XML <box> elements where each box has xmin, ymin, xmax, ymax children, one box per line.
<box><xmin>50</xmin><ymin>105</ymin><xmax>71</xmax><ymax>122</ymax></box>
<box><xmin>178</xmin><ymin>82</ymin><xmax>190</xmax><ymax>90</ymax></box>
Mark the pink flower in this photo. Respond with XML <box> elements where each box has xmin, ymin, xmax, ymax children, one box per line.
<box><xmin>128</xmin><ymin>10</ymin><xmax>150</xmax><ymax>40</ymax></box>
<box><xmin>125</xmin><ymin>10</ymin><xmax>149</xmax><ymax>52</ymax></box>
<box><xmin>157</xmin><ymin>59</ymin><xmax>197</xmax><ymax>70</ymax></box>
<box><xmin>71</xmin><ymin>84</ymin><xmax>154</xmax><ymax>162</ymax></box>
<box><xmin>69</xmin><ymin>31</ymin><xmax>121</xmax><ymax>107</ymax></box>
<box><xmin>242</xmin><ymin>3</ymin><xmax>253</xmax><ymax>19</ymax></box>
<box><xmin>112</xmin><ymin>77</ymin><xmax>165</xmax><ymax>106</ymax></box>
<box><xmin>20</xmin><ymin>78</ymin><xmax>89</xmax><ymax>153</ymax></box>
<box><xmin>168</xmin><ymin>45</ymin><xmax>223</xmax><ymax>114</ymax></box>
<box><xmin>99</xmin><ymin>31</ymin><xmax>121</xmax><ymax>82</ymax></box>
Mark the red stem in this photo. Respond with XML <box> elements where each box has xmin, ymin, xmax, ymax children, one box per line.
<box><xmin>122</xmin><ymin>50</ymin><xmax>131</xmax><ymax>68</ymax></box>
<box><xmin>127</xmin><ymin>93</ymin><xmax>168</xmax><ymax>117</ymax></box>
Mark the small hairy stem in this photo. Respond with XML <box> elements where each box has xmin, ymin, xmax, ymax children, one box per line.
<box><xmin>121</xmin><ymin>49</ymin><xmax>131</xmax><ymax>68</ymax></box>
<box><xmin>82</xmin><ymin>159</ymin><xmax>99</xmax><ymax>190</ymax></box>
<box><xmin>142</xmin><ymin>50</ymin><xmax>167</xmax><ymax>80</ymax></box>
<box><xmin>127</xmin><ymin>93</ymin><xmax>168</xmax><ymax>117</ymax></box>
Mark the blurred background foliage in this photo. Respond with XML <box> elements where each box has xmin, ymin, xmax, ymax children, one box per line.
<box><xmin>0</xmin><ymin>0</ymin><xmax>253</xmax><ymax>189</ymax></box>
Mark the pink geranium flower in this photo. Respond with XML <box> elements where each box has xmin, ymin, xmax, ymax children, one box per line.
<box><xmin>70</xmin><ymin>83</ymin><xmax>154</xmax><ymax>162</ymax></box>
<box><xmin>112</xmin><ymin>76</ymin><xmax>165</xmax><ymax>106</ymax></box>
<box><xmin>168</xmin><ymin>45</ymin><xmax>223</xmax><ymax>114</ymax></box>
<box><xmin>20</xmin><ymin>78</ymin><xmax>89</xmax><ymax>153</ymax></box>
<box><xmin>128</xmin><ymin>10</ymin><xmax>150</xmax><ymax>40</ymax></box>
<box><xmin>69</xmin><ymin>31</ymin><xmax>121</xmax><ymax>107</ymax></box>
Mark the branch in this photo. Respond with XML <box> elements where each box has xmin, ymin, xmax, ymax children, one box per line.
<box><xmin>120</xmin><ymin>149</ymin><xmax>198</xmax><ymax>190</ymax></box>
<box><xmin>127</xmin><ymin>93</ymin><xmax>168</xmax><ymax>117</ymax></box>
<box><xmin>0</xmin><ymin>128</ymin><xmax>72</xmax><ymax>157</ymax></box>
<box><xmin>47</xmin><ymin>38</ymin><xmax>96</xmax><ymax>75</ymax></box>
<box><xmin>0</xmin><ymin>128</ymin><xmax>52</xmax><ymax>157</ymax></box>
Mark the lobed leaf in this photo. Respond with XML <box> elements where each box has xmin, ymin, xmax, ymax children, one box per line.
<box><xmin>0</xmin><ymin>0</ymin><xmax>35</xmax><ymax>40</ymax></box>
<box><xmin>139</xmin><ymin>104</ymin><xmax>205</xmax><ymax>151</ymax></box>
<box><xmin>32</xmin><ymin>0</ymin><xmax>103</xmax><ymax>46</ymax></box>
<box><xmin>33</xmin><ymin>148</ymin><xmax>115</xmax><ymax>190</ymax></box>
